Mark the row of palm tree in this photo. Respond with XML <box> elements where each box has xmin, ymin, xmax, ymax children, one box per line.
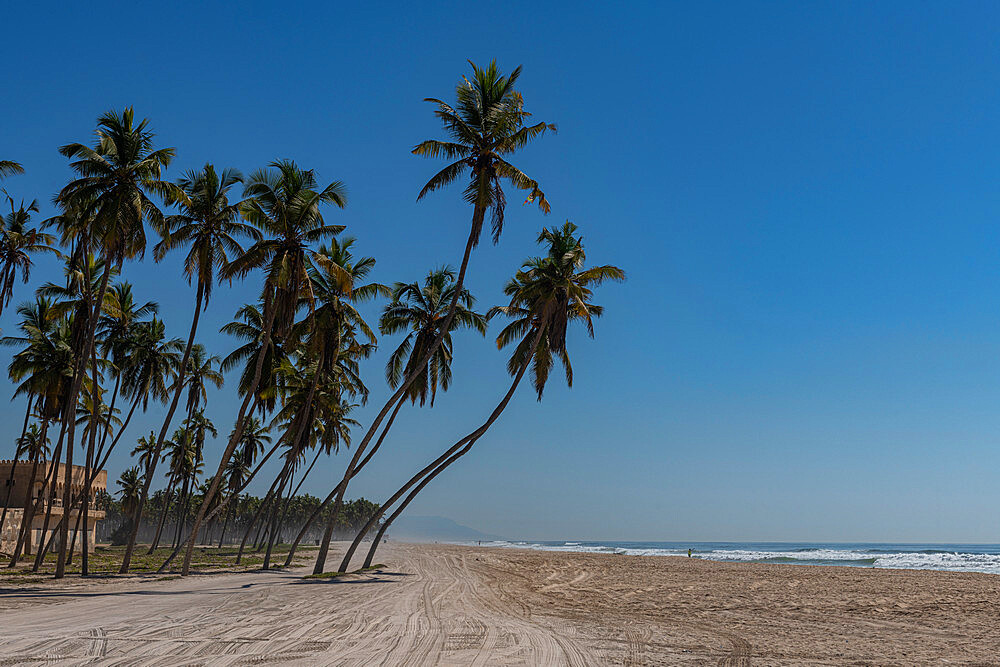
<box><xmin>0</xmin><ymin>60</ymin><xmax>624</xmax><ymax>580</ymax></box>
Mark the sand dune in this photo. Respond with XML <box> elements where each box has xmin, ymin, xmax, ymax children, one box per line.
<box><xmin>0</xmin><ymin>542</ymin><xmax>998</xmax><ymax>664</ymax></box>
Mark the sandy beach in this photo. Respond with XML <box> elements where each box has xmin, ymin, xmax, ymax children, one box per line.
<box><xmin>0</xmin><ymin>541</ymin><xmax>998</xmax><ymax>665</ymax></box>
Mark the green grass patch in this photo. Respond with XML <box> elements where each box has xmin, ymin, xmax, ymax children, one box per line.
<box><xmin>0</xmin><ymin>544</ymin><xmax>323</xmax><ymax>581</ymax></box>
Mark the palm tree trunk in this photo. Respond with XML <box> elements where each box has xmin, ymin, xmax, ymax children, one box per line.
<box><xmin>236</xmin><ymin>473</ymin><xmax>282</xmax><ymax>565</ymax></box>
<box><xmin>0</xmin><ymin>396</ymin><xmax>35</xmax><ymax>541</ymax></box>
<box><xmin>7</xmin><ymin>421</ymin><xmax>46</xmax><ymax>567</ymax></box>
<box><xmin>173</xmin><ymin>477</ymin><xmax>191</xmax><ymax>551</ymax></box>
<box><xmin>149</xmin><ymin>472</ymin><xmax>178</xmax><ymax>552</ymax></box>
<box><xmin>307</xmin><ymin>394</ymin><xmax>405</xmax><ymax>570</ymax></box>
<box><xmin>120</xmin><ymin>280</ymin><xmax>205</xmax><ymax>573</ymax></box>
<box><xmin>67</xmin><ymin>488</ymin><xmax>86</xmax><ymax>564</ymax></box>
<box><xmin>365</xmin><ymin>443</ymin><xmax>472</xmax><ymax>567</ymax></box>
<box><xmin>154</xmin><ymin>431</ymin><xmax>283</xmax><ymax>572</ymax></box>
<box><xmin>81</xmin><ymin>349</ymin><xmax>102</xmax><ymax>575</ymax></box>
<box><xmin>262</xmin><ymin>469</ymin><xmax>293</xmax><ymax>569</ymax></box>
<box><xmin>313</xmin><ymin>220</ymin><xmax>481</xmax><ymax>574</ymax></box>
<box><xmin>338</xmin><ymin>326</ymin><xmax>541</xmax><ymax>573</ymax></box>
<box><xmin>8</xmin><ymin>417</ymin><xmax>50</xmax><ymax>565</ymax></box>
<box><xmin>30</xmin><ymin>420</ymin><xmax>69</xmax><ymax>571</ymax></box>
<box><xmin>180</xmin><ymin>293</ymin><xmax>278</xmax><ymax>575</ymax></box>
<box><xmin>55</xmin><ymin>261</ymin><xmax>113</xmax><ymax>578</ymax></box>
<box><xmin>218</xmin><ymin>497</ymin><xmax>235</xmax><ymax>548</ymax></box>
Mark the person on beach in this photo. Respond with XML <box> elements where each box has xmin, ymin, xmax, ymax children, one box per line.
<box><xmin>688</xmin><ymin>548</ymin><xmax>692</xmax><ymax>558</ymax></box>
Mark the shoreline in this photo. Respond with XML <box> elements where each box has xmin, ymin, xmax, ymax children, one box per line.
<box><xmin>1</xmin><ymin>541</ymin><xmax>997</xmax><ymax>663</ymax></box>
<box><xmin>455</xmin><ymin>538</ymin><xmax>1000</xmax><ymax>576</ymax></box>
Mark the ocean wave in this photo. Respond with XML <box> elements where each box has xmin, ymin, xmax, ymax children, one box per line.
<box><xmin>469</xmin><ymin>541</ymin><xmax>1000</xmax><ymax>574</ymax></box>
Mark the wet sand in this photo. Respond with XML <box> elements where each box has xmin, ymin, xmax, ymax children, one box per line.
<box><xmin>0</xmin><ymin>541</ymin><xmax>997</xmax><ymax>664</ymax></box>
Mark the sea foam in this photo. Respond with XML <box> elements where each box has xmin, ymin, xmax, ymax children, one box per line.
<box><xmin>471</xmin><ymin>541</ymin><xmax>1000</xmax><ymax>574</ymax></box>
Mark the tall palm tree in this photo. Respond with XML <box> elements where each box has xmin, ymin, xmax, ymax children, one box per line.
<box><xmin>0</xmin><ymin>196</ymin><xmax>57</xmax><ymax>318</ymax></box>
<box><xmin>119</xmin><ymin>165</ymin><xmax>255</xmax><ymax>571</ymax></box>
<box><xmin>55</xmin><ymin>108</ymin><xmax>173</xmax><ymax>578</ymax></box>
<box><xmin>314</xmin><ymin>63</ymin><xmax>555</xmax><ymax>571</ymax></box>
<box><xmin>342</xmin><ymin>221</ymin><xmax>624</xmax><ymax>571</ymax></box>
<box><xmin>271</xmin><ymin>239</ymin><xmax>384</xmax><ymax>567</ymax></box>
<box><xmin>15</xmin><ymin>422</ymin><xmax>51</xmax><ymax>460</ymax></box>
<box><xmin>0</xmin><ymin>419</ymin><xmax>50</xmax><ymax>543</ymax></box>
<box><xmin>178</xmin><ymin>160</ymin><xmax>346</xmax><ymax>575</ymax></box>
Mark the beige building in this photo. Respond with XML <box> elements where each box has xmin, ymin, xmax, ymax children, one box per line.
<box><xmin>0</xmin><ymin>460</ymin><xmax>107</xmax><ymax>555</ymax></box>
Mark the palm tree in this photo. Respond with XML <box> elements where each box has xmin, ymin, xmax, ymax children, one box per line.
<box><xmin>383</xmin><ymin>267</ymin><xmax>487</xmax><ymax>407</ymax></box>
<box><xmin>235</xmin><ymin>415</ymin><xmax>272</xmax><ymax>469</ymax></box>
<box><xmin>56</xmin><ymin>108</ymin><xmax>173</xmax><ymax>578</ymax></box>
<box><xmin>75</xmin><ymin>384</ymin><xmax>122</xmax><ymax>451</ymax></box>
<box><xmin>96</xmin><ymin>282</ymin><xmax>158</xmax><ymax>459</ymax></box>
<box><xmin>342</xmin><ymin>221</ymin><xmax>624</xmax><ymax>571</ymax></box>
<box><xmin>131</xmin><ymin>431</ymin><xmax>159</xmax><ymax>474</ymax></box>
<box><xmin>314</xmin><ymin>63</ymin><xmax>555</xmax><ymax>571</ymax></box>
<box><xmin>116</xmin><ymin>466</ymin><xmax>144</xmax><ymax>531</ymax></box>
<box><xmin>1</xmin><ymin>299</ymin><xmax>75</xmax><ymax>566</ymax></box>
<box><xmin>0</xmin><ymin>419</ymin><xmax>50</xmax><ymax>543</ymax></box>
<box><xmin>0</xmin><ymin>195</ymin><xmax>57</xmax><ymax>318</ymax></box>
<box><xmin>217</xmin><ymin>415</ymin><xmax>273</xmax><ymax>548</ymax></box>
<box><xmin>178</xmin><ymin>159</ymin><xmax>346</xmax><ymax>575</ymax></box>
<box><xmin>307</xmin><ymin>267</ymin><xmax>484</xmax><ymax>573</ymax></box>
<box><xmin>220</xmin><ymin>302</ymin><xmax>287</xmax><ymax>413</ymax></box>
<box><xmin>180</xmin><ymin>345</ymin><xmax>224</xmax><ymax>422</ymax></box>
<box><xmin>119</xmin><ymin>165</ymin><xmax>255</xmax><ymax>570</ymax></box>
<box><xmin>16</xmin><ymin>423</ymin><xmax>51</xmax><ymax>460</ymax></box>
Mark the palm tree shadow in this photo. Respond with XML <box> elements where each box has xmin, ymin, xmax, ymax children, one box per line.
<box><xmin>293</xmin><ymin>571</ymin><xmax>413</xmax><ymax>586</ymax></box>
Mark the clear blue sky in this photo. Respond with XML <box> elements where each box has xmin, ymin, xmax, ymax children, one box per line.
<box><xmin>3</xmin><ymin>1</ymin><xmax>1000</xmax><ymax>542</ymax></box>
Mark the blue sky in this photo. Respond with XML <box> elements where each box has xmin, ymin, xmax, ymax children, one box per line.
<box><xmin>3</xmin><ymin>1</ymin><xmax>1000</xmax><ymax>542</ymax></box>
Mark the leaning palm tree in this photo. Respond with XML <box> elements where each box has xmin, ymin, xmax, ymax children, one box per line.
<box><xmin>177</xmin><ymin>160</ymin><xmax>346</xmax><ymax>574</ymax></box>
<box><xmin>307</xmin><ymin>267</ymin><xmax>484</xmax><ymax>573</ymax></box>
<box><xmin>118</xmin><ymin>165</ymin><xmax>255</xmax><ymax>571</ymax></box>
<box><xmin>341</xmin><ymin>221</ymin><xmax>624</xmax><ymax>571</ymax></box>
<box><xmin>313</xmin><ymin>62</ymin><xmax>555</xmax><ymax>572</ymax></box>
<box><xmin>55</xmin><ymin>107</ymin><xmax>173</xmax><ymax>578</ymax></box>
<box><xmin>0</xmin><ymin>196</ymin><xmax>58</xmax><ymax>318</ymax></box>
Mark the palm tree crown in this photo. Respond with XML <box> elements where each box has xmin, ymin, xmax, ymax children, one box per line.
<box><xmin>57</xmin><ymin>108</ymin><xmax>173</xmax><ymax>264</ymax></box>
<box><xmin>0</xmin><ymin>196</ymin><xmax>57</xmax><ymax>315</ymax></box>
<box><xmin>226</xmin><ymin>159</ymin><xmax>347</xmax><ymax>340</ymax></box>
<box><xmin>381</xmin><ymin>267</ymin><xmax>487</xmax><ymax>406</ymax></box>
<box><xmin>490</xmin><ymin>221</ymin><xmax>625</xmax><ymax>398</ymax></box>
<box><xmin>413</xmin><ymin>60</ymin><xmax>555</xmax><ymax>245</ymax></box>
<box><xmin>155</xmin><ymin>164</ymin><xmax>258</xmax><ymax>303</ymax></box>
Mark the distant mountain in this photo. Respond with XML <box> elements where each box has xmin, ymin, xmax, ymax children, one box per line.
<box><xmin>387</xmin><ymin>515</ymin><xmax>504</xmax><ymax>542</ymax></box>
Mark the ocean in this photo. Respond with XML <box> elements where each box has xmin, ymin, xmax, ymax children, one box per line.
<box><xmin>471</xmin><ymin>540</ymin><xmax>1000</xmax><ymax>574</ymax></box>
